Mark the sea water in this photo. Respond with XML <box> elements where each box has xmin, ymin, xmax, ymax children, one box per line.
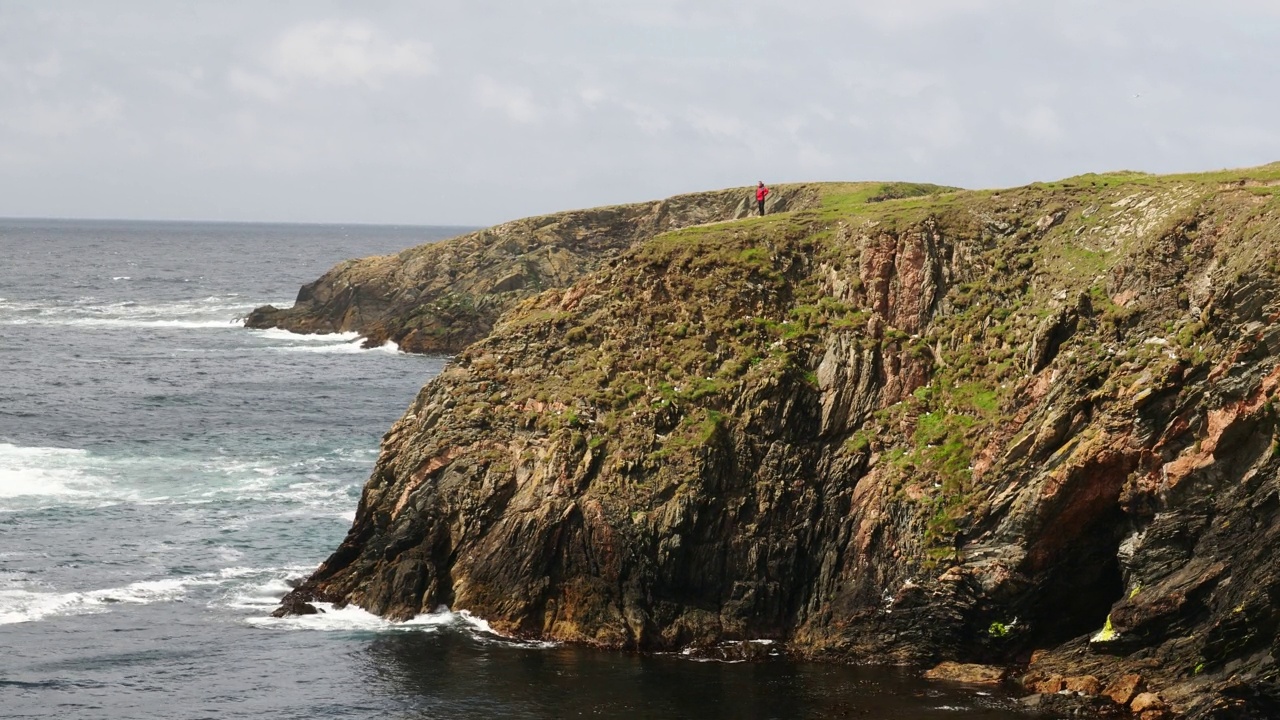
<box><xmin>0</xmin><ymin>219</ymin><xmax>1042</xmax><ymax>719</ymax></box>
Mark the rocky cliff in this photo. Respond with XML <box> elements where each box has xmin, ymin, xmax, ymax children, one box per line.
<box><xmin>244</xmin><ymin>184</ymin><xmax>868</xmax><ymax>352</ymax></box>
<box><xmin>276</xmin><ymin>167</ymin><xmax>1280</xmax><ymax>718</ymax></box>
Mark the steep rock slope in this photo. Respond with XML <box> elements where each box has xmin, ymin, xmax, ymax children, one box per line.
<box><xmin>281</xmin><ymin>167</ymin><xmax>1280</xmax><ymax>718</ymax></box>
<box><xmin>245</xmin><ymin>184</ymin><xmax>848</xmax><ymax>353</ymax></box>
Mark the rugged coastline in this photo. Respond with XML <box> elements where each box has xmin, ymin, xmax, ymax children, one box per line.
<box><xmin>244</xmin><ymin>184</ymin><xmax>847</xmax><ymax>352</ymax></box>
<box><xmin>262</xmin><ymin>169</ymin><xmax>1280</xmax><ymax>718</ymax></box>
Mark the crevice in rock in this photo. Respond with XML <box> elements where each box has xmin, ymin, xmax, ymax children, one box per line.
<box><xmin>1021</xmin><ymin>506</ymin><xmax>1128</xmax><ymax>648</ymax></box>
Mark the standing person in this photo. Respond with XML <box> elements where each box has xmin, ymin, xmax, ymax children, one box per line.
<box><xmin>756</xmin><ymin>181</ymin><xmax>770</xmax><ymax>216</ymax></box>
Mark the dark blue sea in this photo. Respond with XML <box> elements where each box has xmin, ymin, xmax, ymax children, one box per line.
<box><xmin>0</xmin><ymin>219</ymin><xmax>1041</xmax><ymax>719</ymax></box>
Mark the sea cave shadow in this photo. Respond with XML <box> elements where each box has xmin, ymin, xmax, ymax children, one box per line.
<box><xmin>359</xmin><ymin>630</ymin><xmax>1024</xmax><ymax>720</ymax></box>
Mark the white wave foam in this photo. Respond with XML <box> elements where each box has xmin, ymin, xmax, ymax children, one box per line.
<box><xmin>0</xmin><ymin>444</ymin><xmax>102</xmax><ymax>500</ymax></box>
<box><xmin>455</xmin><ymin>610</ymin><xmax>559</xmax><ymax>648</ymax></box>
<box><xmin>193</xmin><ymin>456</ymin><xmax>359</xmax><ymax>513</ymax></box>
<box><xmin>0</xmin><ymin>442</ymin><xmax>370</xmax><ymax>515</ymax></box>
<box><xmin>670</xmin><ymin>639</ymin><xmax>782</xmax><ymax>664</ymax></box>
<box><xmin>2</xmin><ymin>317</ymin><xmax>247</xmax><ymax>329</ymax></box>
<box><xmin>0</xmin><ymin>565</ymin><xmax>562</xmax><ymax>649</ymax></box>
<box><xmin>214</xmin><ymin>546</ymin><xmax>244</xmax><ymax>562</ymax></box>
<box><xmin>245</xmin><ymin>601</ymin><xmax>557</xmax><ymax>648</ymax></box>
<box><xmin>1</xmin><ymin>575</ymin><xmax>205</xmax><ymax>624</ymax></box>
<box><xmin>94</xmin><ymin>577</ymin><xmax>198</xmax><ymax>603</ymax></box>
<box><xmin>271</xmin><ymin>337</ymin><xmax>401</xmax><ymax>355</ymax></box>
<box><xmin>217</xmin><ymin>566</ymin><xmax>318</xmax><ymax>610</ymax></box>
<box><xmin>0</xmin><ymin>296</ymin><xmax>260</xmax><ymax>329</ymax></box>
<box><xmin>457</xmin><ymin>610</ymin><xmax>495</xmax><ymax>635</ymax></box>
<box><xmin>0</xmin><ymin>566</ymin><xmax>314</xmax><ymax>625</ymax></box>
<box><xmin>0</xmin><ymin>588</ymin><xmax>98</xmax><ymax>625</ymax></box>
<box><xmin>246</xmin><ymin>603</ymin><xmax>464</xmax><ymax>632</ymax></box>
<box><xmin>225</xmin><ymin>577</ymin><xmax>297</xmax><ymax>610</ymax></box>
<box><xmin>249</xmin><ymin>328</ymin><xmax>362</xmax><ymax>343</ymax></box>
<box><xmin>0</xmin><ymin>443</ymin><xmax>169</xmax><ymax>511</ymax></box>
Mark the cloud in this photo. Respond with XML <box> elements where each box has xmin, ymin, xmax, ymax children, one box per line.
<box><xmin>850</xmin><ymin>0</ymin><xmax>1008</xmax><ymax>30</ymax></box>
<box><xmin>0</xmin><ymin>88</ymin><xmax>123</xmax><ymax>138</ymax></box>
<box><xmin>575</xmin><ymin>85</ymin><xmax>669</xmax><ymax>134</ymax></box>
<box><xmin>578</xmin><ymin>86</ymin><xmax>606</xmax><ymax>108</ymax></box>
<box><xmin>686</xmin><ymin>108</ymin><xmax>749</xmax><ymax>144</ymax></box>
<box><xmin>838</xmin><ymin>66</ymin><xmax>943</xmax><ymax>100</ymax></box>
<box><xmin>150</xmin><ymin>66</ymin><xmax>208</xmax><ymax>99</ymax></box>
<box><xmin>27</xmin><ymin>53</ymin><xmax>62</xmax><ymax>80</ymax></box>
<box><xmin>626</xmin><ymin>102</ymin><xmax>671</xmax><ymax>135</ymax></box>
<box><xmin>474</xmin><ymin>75</ymin><xmax>543</xmax><ymax>123</ymax></box>
<box><xmin>1001</xmin><ymin>105</ymin><xmax>1066</xmax><ymax>144</ymax></box>
<box><xmin>226</xmin><ymin>67</ymin><xmax>282</xmax><ymax>102</ymax></box>
<box><xmin>1</xmin><ymin>1</ymin><xmax>1278</xmax><ymax>224</ymax></box>
<box><xmin>266</xmin><ymin>19</ymin><xmax>433</xmax><ymax>88</ymax></box>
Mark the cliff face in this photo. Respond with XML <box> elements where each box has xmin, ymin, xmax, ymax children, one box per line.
<box><xmin>244</xmin><ymin>184</ymin><xmax>847</xmax><ymax>352</ymax></box>
<box><xmin>279</xmin><ymin>167</ymin><xmax>1280</xmax><ymax>718</ymax></box>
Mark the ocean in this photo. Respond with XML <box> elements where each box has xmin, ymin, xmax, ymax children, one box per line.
<box><xmin>0</xmin><ymin>219</ymin><xmax>1039</xmax><ymax>719</ymax></box>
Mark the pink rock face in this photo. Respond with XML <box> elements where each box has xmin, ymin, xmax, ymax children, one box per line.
<box><xmin>1130</xmin><ymin>692</ymin><xmax>1170</xmax><ymax>719</ymax></box>
<box><xmin>1102</xmin><ymin>674</ymin><xmax>1146</xmax><ymax>706</ymax></box>
<box><xmin>923</xmin><ymin>662</ymin><xmax>1007</xmax><ymax>686</ymax></box>
<box><xmin>858</xmin><ymin>226</ymin><xmax>941</xmax><ymax>336</ymax></box>
<box><xmin>1061</xmin><ymin>675</ymin><xmax>1103</xmax><ymax>695</ymax></box>
<box><xmin>1023</xmin><ymin>673</ymin><xmax>1066</xmax><ymax>694</ymax></box>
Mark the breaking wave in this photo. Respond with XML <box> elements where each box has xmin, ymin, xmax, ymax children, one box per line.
<box><xmin>0</xmin><ymin>442</ymin><xmax>369</xmax><ymax>515</ymax></box>
<box><xmin>0</xmin><ymin>296</ymin><xmax>259</xmax><ymax>329</ymax></box>
<box><xmin>270</xmin><ymin>338</ymin><xmax>402</xmax><ymax>355</ymax></box>
<box><xmin>0</xmin><ymin>566</ymin><xmax>307</xmax><ymax>625</ymax></box>
<box><xmin>0</xmin><ymin>444</ymin><xmax>112</xmax><ymax>502</ymax></box>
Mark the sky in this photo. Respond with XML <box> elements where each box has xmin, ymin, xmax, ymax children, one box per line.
<box><xmin>1</xmin><ymin>1</ymin><xmax>1278</xmax><ymax>226</ymax></box>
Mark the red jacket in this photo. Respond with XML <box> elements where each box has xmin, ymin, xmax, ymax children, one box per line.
<box><xmin>756</xmin><ymin>185</ymin><xmax>769</xmax><ymax>202</ymax></box>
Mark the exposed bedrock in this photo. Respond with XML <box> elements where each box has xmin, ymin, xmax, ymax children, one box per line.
<box><xmin>245</xmin><ymin>183</ymin><xmax>855</xmax><ymax>353</ymax></box>
<box><xmin>279</xmin><ymin>168</ymin><xmax>1280</xmax><ymax>718</ymax></box>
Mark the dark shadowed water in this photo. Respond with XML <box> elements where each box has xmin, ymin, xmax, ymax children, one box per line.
<box><xmin>0</xmin><ymin>219</ymin><xmax>1043</xmax><ymax>719</ymax></box>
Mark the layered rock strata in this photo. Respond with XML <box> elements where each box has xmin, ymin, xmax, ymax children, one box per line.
<box><xmin>277</xmin><ymin>168</ymin><xmax>1280</xmax><ymax>718</ymax></box>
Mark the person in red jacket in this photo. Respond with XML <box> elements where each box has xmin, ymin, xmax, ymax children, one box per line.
<box><xmin>756</xmin><ymin>181</ymin><xmax>769</xmax><ymax>216</ymax></box>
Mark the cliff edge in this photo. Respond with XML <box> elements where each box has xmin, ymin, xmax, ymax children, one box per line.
<box><xmin>278</xmin><ymin>167</ymin><xmax>1280</xmax><ymax>718</ymax></box>
<box><xmin>245</xmin><ymin>184</ymin><xmax>906</xmax><ymax>352</ymax></box>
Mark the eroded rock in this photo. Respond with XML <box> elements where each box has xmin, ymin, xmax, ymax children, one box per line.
<box><xmin>923</xmin><ymin>661</ymin><xmax>1007</xmax><ymax>686</ymax></box>
<box><xmin>1103</xmin><ymin>674</ymin><xmax>1147</xmax><ymax>706</ymax></box>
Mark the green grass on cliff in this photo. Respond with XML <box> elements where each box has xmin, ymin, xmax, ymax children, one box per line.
<box><xmin>818</xmin><ymin>181</ymin><xmax>960</xmax><ymax>211</ymax></box>
<box><xmin>473</xmin><ymin>162</ymin><xmax>1280</xmax><ymax>557</ymax></box>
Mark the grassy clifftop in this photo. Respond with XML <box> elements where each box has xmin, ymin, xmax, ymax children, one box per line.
<box><xmin>245</xmin><ymin>182</ymin><xmax>948</xmax><ymax>353</ymax></box>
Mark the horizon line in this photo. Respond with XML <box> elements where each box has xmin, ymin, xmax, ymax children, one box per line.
<box><xmin>0</xmin><ymin>215</ymin><xmax>485</xmax><ymax>230</ymax></box>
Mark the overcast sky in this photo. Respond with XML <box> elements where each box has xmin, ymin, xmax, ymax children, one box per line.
<box><xmin>1</xmin><ymin>1</ymin><xmax>1277</xmax><ymax>226</ymax></box>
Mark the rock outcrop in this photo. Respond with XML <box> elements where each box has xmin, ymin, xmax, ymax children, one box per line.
<box><xmin>244</xmin><ymin>183</ymin><xmax>880</xmax><ymax>352</ymax></box>
<box><xmin>277</xmin><ymin>166</ymin><xmax>1280</xmax><ymax>718</ymax></box>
